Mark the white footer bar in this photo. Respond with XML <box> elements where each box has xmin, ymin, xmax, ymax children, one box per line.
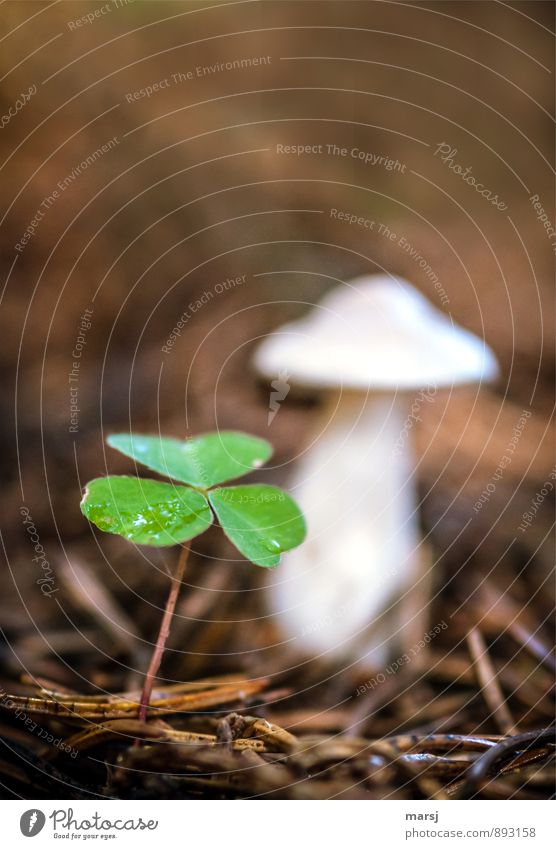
<box><xmin>1</xmin><ymin>799</ymin><xmax>554</xmax><ymax>848</ymax></box>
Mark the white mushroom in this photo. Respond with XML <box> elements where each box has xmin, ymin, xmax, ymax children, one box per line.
<box><xmin>254</xmin><ymin>275</ymin><xmax>498</xmax><ymax>665</ymax></box>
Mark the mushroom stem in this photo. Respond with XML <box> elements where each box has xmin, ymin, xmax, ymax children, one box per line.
<box><xmin>269</xmin><ymin>391</ymin><xmax>425</xmax><ymax>665</ymax></box>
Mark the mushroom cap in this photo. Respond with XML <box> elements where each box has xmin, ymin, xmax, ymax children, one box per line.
<box><xmin>254</xmin><ymin>275</ymin><xmax>499</xmax><ymax>390</ymax></box>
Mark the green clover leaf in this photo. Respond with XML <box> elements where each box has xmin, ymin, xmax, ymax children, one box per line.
<box><xmin>80</xmin><ymin>476</ymin><xmax>212</xmax><ymax>546</ymax></box>
<box><xmin>106</xmin><ymin>431</ymin><xmax>272</xmax><ymax>489</ymax></box>
<box><xmin>209</xmin><ymin>485</ymin><xmax>306</xmax><ymax>567</ymax></box>
<box><xmin>81</xmin><ymin>432</ymin><xmax>306</xmax><ymax>567</ymax></box>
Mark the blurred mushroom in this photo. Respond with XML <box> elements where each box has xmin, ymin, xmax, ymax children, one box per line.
<box><xmin>254</xmin><ymin>275</ymin><xmax>498</xmax><ymax>664</ymax></box>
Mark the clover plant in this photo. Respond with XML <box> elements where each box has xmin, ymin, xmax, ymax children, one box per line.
<box><xmin>81</xmin><ymin>431</ymin><xmax>306</xmax><ymax>721</ymax></box>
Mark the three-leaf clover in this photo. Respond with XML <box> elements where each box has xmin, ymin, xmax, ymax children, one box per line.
<box><xmin>81</xmin><ymin>431</ymin><xmax>306</xmax><ymax>567</ymax></box>
<box><xmin>80</xmin><ymin>431</ymin><xmax>306</xmax><ymax>724</ymax></box>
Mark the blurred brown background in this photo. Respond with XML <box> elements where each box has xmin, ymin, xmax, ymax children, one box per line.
<box><xmin>0</xmin><ymin>1</ymin><xmax>554</xmax><ymax>693</ymax></box>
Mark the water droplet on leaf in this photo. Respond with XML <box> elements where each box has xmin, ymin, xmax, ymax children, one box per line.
<box><xmin>263</xmin><ymin>538</ymin><xmax>283</xmax><ymax>553</ymax></box>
